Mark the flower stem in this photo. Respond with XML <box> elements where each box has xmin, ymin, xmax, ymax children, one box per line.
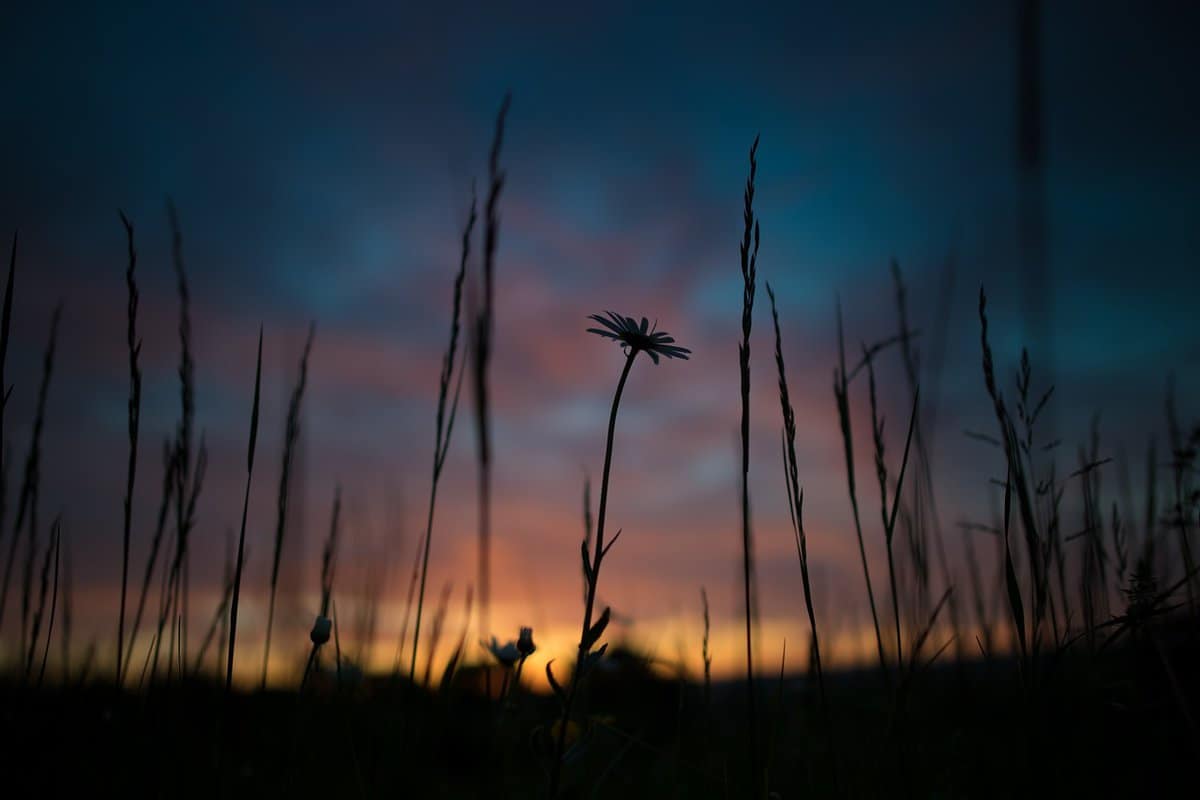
<box><xmin>549</xmin><ymin>349</ymin><xmax>636</xmax><ymax>797</ymax></box>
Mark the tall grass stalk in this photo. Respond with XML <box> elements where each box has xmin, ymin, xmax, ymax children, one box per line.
<box><xmin>736</xmin><ymin>134</ymin><xmax>761</xmax><ymax>793</ymax></box>
<box><xmin>166</xmin><ymin>200</ymin><xmax>196</xmax><ymax>672</ymax></box>
<box><xmin>117</xmin><ymin>211</ymin><xmax>142</xmax><ymax>685</ymax></box>
<box><xmin>864</xmin><ymin>351</ymin><xmax>920</xmax><ymax>672</ymax></box>
<box><xmin>226</xmin><ymin>328</ymin><xmax>263</xmax><ymax>693</ymax></box>
<box><xmin>438</xmin><ymin>584</ymin><xmax>473</xmax><ymax>691</ymax></box>
<box><xmin>155</xmin><ymin>436</ymin><xmax>206</xmax><ymax>684</ymax></box>
<box><xmin>979</xmin><ymin>288</ymin><xmax>1052</xmax><ymax>675</ymax></box>
<box><xmin>0</xmin><ymin>302</ymin><xmax>60</xmax><ymax>649</ymax></box>
<box><xmin>409</xmin><ymin>190</ymin><xmax>474</xmax><ymax>683</ymax></box>
<box><xmin>320</xmin><ymin>486</ymin><xmax>341</xmax><ymax>622</ymax></box>
<box><xmin>192</xmin><ymin>558</ymin><xmax>235</xmax><ymax>676</ymax></box>
<box><xmin>0</xmin><ymin>232</ymin><xmax>15</xmax><ymax>597</ymax></box>
<box><xmin>394</xmin><ymin>530</ymin><xmax>422</xmax><ymax>676</ymax></box>
<box><xmin>766</xmin><ymin>284</ymin><xmax>833</xmax><ymax>758</ymax></box>
<box><xmin>833</xmin><ymin>301</ymin><xmax>889</xmax><ymax>683</ymax></box>
<box><xmin>300</xmin><ymin>485</ymin><xmax>340</xmax><ymax>692</ymax></box>
<box><xmin>471</xmin><ymin>93</ymin><xmax>510</xmax><ymax>640</ymax></box>
<box><xmin>149</xmin><ymin>511</ymin><xmax>173</xmax><ymax>683</ymax></box>
<box><xmin>891</xmin><ymin>261</ymin><xmax>961</xmax><ymax>645</ymax></box>
<box><xmin>121</xmin><ymin>441</ymin><xmax>178</xmax><ymax>683</ymax></box>
<box><xmin>60</xmin><ymin>531</ymin><xmax>71</xmax><ymax>679</ymax></box>
<box><xmin>423</xmin><ymin>582</ymin><xmax>452</xmax><ymax>688</ymax></box>
<box><xmin>700</xmin><ymin>587</ymin><xmax>712</xmax><ymax>712</ymax></box>
<box><xmin>1165</xmin><ymin>384</ymin><xmax>1197</xmax><ymax>613</ymax></box>
<box><xmin>262</xmin><ymin>322</ymin><xmax>315</xmax><ymax>688</ymax></box>
<box><xmin>216</xmin><ymin>528</ymin><xmax>232</xmax><ymax>677</ymax></box>
<box><xmin>25</xmin><ymin>515</ymin><xmax>59</xmax><ymax>679</ymax></box>
<box><xmin>36</xmin><ymin>519</ymin><xmax>60</xmax><ymax>687</ymax></box>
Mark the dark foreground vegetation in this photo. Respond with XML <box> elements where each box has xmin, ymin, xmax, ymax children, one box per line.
<box><xmin>2</xmin><ymin>623</ymin><xmax>1199</xmax><ymax>798</ymax></box>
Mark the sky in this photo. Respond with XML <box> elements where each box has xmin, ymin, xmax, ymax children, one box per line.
<box><xmin>0</xmin><ymin>1</ymin><xmax>1197</xmax><ymax>686</ymax></box>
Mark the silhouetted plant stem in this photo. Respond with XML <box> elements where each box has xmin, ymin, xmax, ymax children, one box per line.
<box><xmin>167</xmin><ymin>199</ymin><xmax>195</xmax><ymax>675</ymax></box>
<box><xmin>700</xmin><ymin>586</ymin><xmax>712</xmax><ymax>714</ymax></box>
<box><xmin>767</xmin><ymin>283</ymin><xmax>836</xmax><ymax>787</ymax></box>
<box><xmin>472</xmin><ymin>93</ymin><xmax>510</xmax><ymax>641</ymax></box>
<box><xmin>36</xmin><ymin>519</ymin><xmax>60</xmax><ymax>687</ymax></box>
<box><xmin>736</xmin><ymin>134</ymin><xmax>761</xmax><ymax>797</ymax></box>
<box><xmin>226</xmin><ymin>328</ymin><xmax>263</xmax><ymax>693</ymax></box>
<box><xmin>865</xmin><ymin>350</ymin><xmax>920</xmax><ymax>674</ymax></box>
<box><xmin>979</xmin><ymin>288</ymin><xmax>1051</xmax><ymax>680</ymax></box>
<box><xmin>582</xmin><ymin>478</ymin><xmax>593</xmax><ymax>609</ymax></box>
<box><xmin>394</xmin><ymin>530</ymin><xmax>422</xmax><ymax>676</ymax></box>
<box><xmin>834</xmin><ymin>301</ymin><xmax>889</xmax><ymax>686</ymax></box>
<box><xmin>0</xmin><ymin>302</ymin><xmax>60</xmax><ymax>648</ymax></box>
<box><xmin>422</xmin><ymin>581</ymin><xmax>452</xmax><ymax>688</ymax></box>
<box><xmin>121</xmin><ymin>441</ymin><xmax>178</xmax><ymax>684</ymax></box>
<box><xmin>262</xmin><ymin>323</ymin><xmax>315</xmax><ymax>689</ymax></box>
<box><xmin>59</xmin><ymin>532</ymin><xmax>71</xmax><ymax>679</ymax></box>
<box><xmin>891</xmin><ymin>260</ymin><xmax>962</xmax><ymax>649</ymax></box>
<box><xmin>301</xmin><ymin>485</ymin><xmax>341</xmax><ymax>692</ymax></box>
<box><xmin>410</xmin><ymin>189</ymin><xmax>474</xmax><ymax>683</ymax></box>
<box><xmin>155</xmin><ymin>436</ymin><xmax>206</xmax><ymax>686</ymax></box>
<box><xmin>549</xmin><ymin>348</ymin><xmax>635</xmax><ymax>798</ymax></box>
<box><xmin>216</xmin><ymin>528</ymin><xmax>232</xmax><ymax>677</ymax></box>
<box><xmin>117</xmin><ymin>210</ymin><xmax>142</xmax><ymax>686</ymax></box>
<box><xmin>0</xmin><ymin>231</ymin><xmax>15</xmax><ymax>600</ymax></box>
<box><xmin>191</xmin><ymin>562</ymin><xmax>235</xmax><ymax>676</ymax></box>
<box><xmin>26</xmin><ymin>516</ymin><xmax>59</xmax><ymax>680</ymax></box>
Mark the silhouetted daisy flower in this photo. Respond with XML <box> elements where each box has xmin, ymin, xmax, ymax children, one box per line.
<box><xmin>586</xmin><ymin>312</ymin><xmax>691</xmax><ymax>364</ymax></box>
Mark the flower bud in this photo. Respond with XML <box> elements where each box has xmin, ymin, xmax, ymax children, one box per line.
<box><xmin>517</xmin><ymin>626</ymin><xmax>536</xmax><ymax>657</ymax></box>
<box><xmin>310</xmin><ymin>615</ymin><xmax>332</xmax><ymax>645</ymax></box>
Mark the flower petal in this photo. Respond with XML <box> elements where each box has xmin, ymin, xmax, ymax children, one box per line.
<box><xmin>589</xmin><ymin>314</ymin><xmax>624</xmax><ymax>335</ymax></box>
<box><xmin>606</xmin><ymin>311</ymin><xmax>629</xmax><ymax>330</ymax></box>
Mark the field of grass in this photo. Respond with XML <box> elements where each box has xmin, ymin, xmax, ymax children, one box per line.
<box><xmin>0</xmin><ymin>99</ymin><xmax>1197</xmax><ymax>799</ymax></box>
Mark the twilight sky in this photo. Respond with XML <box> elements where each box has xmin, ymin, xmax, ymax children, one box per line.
<box><xmin>1</xmin><ymin>1</ymin><xmax>1197</xmax><ymax>684</ymax></box>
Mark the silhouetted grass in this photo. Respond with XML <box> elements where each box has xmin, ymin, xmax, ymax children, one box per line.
<box><xmin>833</xmin><ymin>301</ymin><xmax>889</xmax><ymax>685</ymax></box>
<box><xmin>0</xmin><ymin>232</ymin><xmax>15</xmax><ymax>601</ymax></box>
<box><xmin>35</xmin><ymin>518</ymin><xmax>60</xmax><ymax>687</ymax></box>
<box><xmin>736</xmin><ymin>133</ymin><xmax>760</xmax><ymax>798</ymax></box>
<box><xmin>226</xmin><ymin>328</ymin><xmax>264</xmax><ymax>693</ymax></box>
<box><xmin>121</xmin><ymin>440</ymin><xmax>178</xmax><ymax>684</ymax></box>
<box><xmin>117</xmin><ymin>210</ymin><xmax>142</xmax><ymax>686</ymax></box>
<box><xmin>1</xmin><ymin>302</ymin><xmax>60</xmax><ymax>656</ymax></box>
<box><xmin>409</xmin><ymin>188</ymin><xmax>474</xmax><ymax>683</ymax></box>
<box><xmin>26</xmin><ymin>515</ymin><xmax>59</xmax><ymax>680</ymax></box>
<box><xmin>1</xmin><ymin>104</ymin><xmax>1199</xmax><ymax>800</ymax></box>
<box><xmin>862</xmin><ymin>350</ymin><xmax>919</xmax><ymax>674</ymax></box>
<box><xmin>166</xmin><ymin>199</ymin><xmax>196</xmax><ymax>675</ymax></box>
<box><xmin>262</xmin><ymin>322</ymin><xmax>315</xmax><ymax>688</ymax></box>
<box><xmin>767</xmin><ymin>282</ymin><xmax>834</xmax><ymax>782</ymax></box>
<box><xmin>472</xmin><ymin>92</ymin><xmax>511</xmax><ymax>640</ymax></box>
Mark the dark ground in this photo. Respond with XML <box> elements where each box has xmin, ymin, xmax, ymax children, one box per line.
<box><xmin>2</xmin><ymin>619</ymin><xmax>1198</xmax><ymax>799</ymax></box>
